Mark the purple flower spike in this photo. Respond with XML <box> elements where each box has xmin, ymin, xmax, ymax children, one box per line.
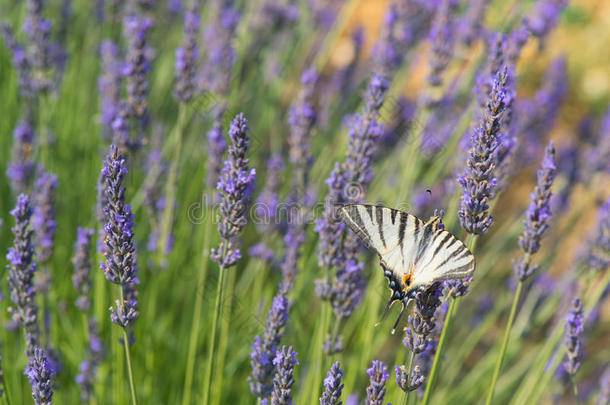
<box><xmin>249</xmin><ymin>289</ymin><xmax>290</xmax><ymax>399</ymax></box>
<box><xmin>288</xmin><ymin>68</ymin><xmax>318</xmax><ymax>172</ymax></box>
<box><xmin>524</xmin><ymin>0</ymin><xmax>567</xmax><ymax>39</ymax></box>
<box><xmin>1</xmin><ymin>23</ymin><xmax>34</xmax><ymax>98</ymax></box>
<box><xmin>458</xmin><ymin>67</ymin><xmax>509</xmax><ymax>235</ymax></box>
<box><xmin>174</xmin><ymin>6</ymin><xmax>200</xmax><ymax>103</ymax></box>
<box><xmin>75</xmin><ymin>320</ymin><xmax>104</xmax><ymax>402</ymax></box>
<box><xmin>597</xmin><ymin>367</ymin><xmax>610</xmax><ymax>405</ymax></box>
<box><xmin>7</xmin><ymin>119</ymin><xmax>36</xmax><ymax>195</ymax></box>
<box><xmin>587</xmin><ymin>198</ymin><xmax>609</xmax><ymax>272</ymax></box>
<box><xmin>395</xmin><ymin>364</ymin><xmax>425</xmax><ymax>392</ymax></box>
<box><xmin>72</xmin><ymin>227</ymin><xmax>95</xmax><ymax>312</ymax></box>
<box><xmin>98</xmin><ymin>40</ymin><xmax>121</xmax><ymax>140</ymax></box>
<box><xmin>271</xmin><ymin>346</ymin><xmax>298</xmax><ymax>405</ymax></box>
<box><xmin>205</xmin><ymin>109</ymin><xmax>228</xmax><ymax>195</ymax></box>
<box><xmin>427</xmin><ymin>0</ymin><xmax>458</xmax><ymax>87</ymax></box>
<box><xmin>211</xmin><ymin>113</ymin><xmax>256</xmax><ymax>269</ymax></box>
<box><xmin>366</xmin><ymin>360</ymin><xmax>389</xmax><ymax>405</ymax></box>
<box><xmin>513</xmin><ymin>142</ymin><xmax>556</xmax><ymax>280</ymax></box>
<box><xmin>33</xmin><ymin>169</ymin><xmax>58</xmax><ymax>263</ymax></box>
<box><xmin>320</xmin><ymin>361</ymin><xmax>344</xmax><ymax>405</ymax></box>
<box><xmin>563</xmin><ymin>297</ymin><xmax>584</xmax><ymax>376</ymax></box>
<box><xmin>25</xmin><ymin>347</ymin><xmax>53</xmax><ymax>405</ymax></box>
<box><xmin>6</xmin><ymin>194</ymin><xmax>41</xmax><ymax>352</ymax></box>
<box><xmin>100</xmin><ymin>145</ymin><xmax>139</xmax><ymax>326</ymax></box>
<box><xmin>122</xmin><ymin>15</ymin><xmax>152</xmax><ymax>120</ymax></box>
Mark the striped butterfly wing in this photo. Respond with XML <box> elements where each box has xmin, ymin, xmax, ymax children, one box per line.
<box><xmin>410</xmin><ymin>224</ymin><xmax>475</xmax><ymax>288</ymax></box>
<box><xmin>337</xmin><ymin>204</ymin><xmax>422</xmax><ymax>282</ymax></box>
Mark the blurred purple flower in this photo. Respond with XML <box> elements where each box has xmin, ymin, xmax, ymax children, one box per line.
<box><xmin>25</xmin><ymin>347</ymin><xmax>53</xmax><ymax>405</ymax></box>
<box><xmin>366</xmin><ymin>360</ymin><xmax>389</xmax><ymax>405</ymax></box>
<box><xmin>211</xmin><ymin>114</ymin><xmax>256</xmax><ymax>269</ymax></box>
<box><xmin>320</xmin><ymin>361</ymin><xmax>344</xmax><ymax>405</ymax></box>
<box><xmin>524</xmin><ymin>0</ymin><xmax>567</xmax><ymax>40</ymax></box>
<box><xmin>7</xmin><ymin>119</ymin><xmax>36</xmax><ymax>195</ymax></box>
<box><xmin>72</xmin><ymin>227</ymin><xmax>95</xmax><ymax>312</ymax></box>
<box><xmin>255</xmin><ymin>154</ymin><xmax>285</xmax><ymax>235</ymax></box>
<box><xmin>427</xmin><ymin>0</ymin><xmax>458</xmax><ymax>87</ymax></box>
<box><xmin>205</xmin><ymin>107</ymin><xmax>228</xmax><ymax>195</ymax></box>
<box><xmin>597</xmin><ymin>367</ymin><xmax>610</xmax><ymax>405</ymax></box>
<box><xmin>458</xmin><ymin>68</ymin><xmax>509</xmax><ymax>235</ymax></box>
<box><xmin>456</xmin><ymin>0</ymin><xmax>490</xmax><ymax>46</ymax></box>
<box><xmin>76</xmin><ymin>319</ymin><xmax>104</xmax><ymax>402</ymax></box>
<box><xmin>23</xmin><ymin>0</ymin><xmax>53</xmax><ymax>92</ymax></box>
<box><xmin>6</xmin><ymin>194</ymin><xmax>41</xmax><ymax>353</ymax></box>
<box><xmin>563</xmin><ymin>297</ymin><xmax>583</xmax><ymax>376</ymax></box>
<box><xmin>249</xmin><ymin>288</ymin><xmax>290</xmax><ymax>399</ymax></box>
<box><xmin>271</xmin><ymin>346</ymin><xmax>298</xmax><ymax>405</ymax></box>
<box><xmin>1</xmin><ymin>23</ymin><xmax>34</xmax><ymax>98</ymax></box>
<box><xmin>98</xmin><ymin>40</ymin><xmax>122</xmax><ymax>140</ymax></box>
<box><xmin>586</xmin><ymin>198</ymin><xmax>609</xmax><ymax>272</ymax></box>
<box><xmin>174</xmin><ymin>6</ymin><xmax>200</xmax><ymax>103</ymax></box>
<box><xmin>584</xmin><ymin>107</ymin><xmax>610</xmax><ymax>176</ymax></box>
<box><xmin>289</xmin><ymin>68</ymin><xmax>318</xmax><ymax>176</ymax></box>
<box><xmin>513</xmin><ymin>142</ymin><xmax>556</xmax><ymax>280</ymax></box>
<box><xmin>32</xmin><ymin>169</ymin><xmax>58</xmax><ymax>263</ymax></box>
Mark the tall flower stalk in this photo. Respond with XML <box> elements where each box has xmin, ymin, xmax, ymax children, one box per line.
<box><xmin>202</xmin><ymin>113</ymin><xmax>256</xmax><ymax>405</ymax></box>
<box><xmin>485</xmin><ymin>142</ymin><xmax>556</xmax><ymax>405</ymax></box>
<box><xmin>423</xmin><ymin>67</ymin><xmax>510</xmax><ymax>405</ymax></box>
<box><xmin>563</xmin><ymin>297</ymin><xmax>584</xmax><ymax>404</ymax></box>
<box><xmin>99</xmin><ymin>145</ymin><xmax>139</xmax><ymax>405</ymax></box>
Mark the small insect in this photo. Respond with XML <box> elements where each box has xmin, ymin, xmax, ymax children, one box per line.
<box><xmin>337</xmin><ymin>204</ymin><xmax>475</xmax><ymax>333</ymax></box>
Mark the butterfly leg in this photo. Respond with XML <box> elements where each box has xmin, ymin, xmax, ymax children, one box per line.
<box><xmin>390</xmin><ymin>297</ymin><xmax>410</xmax><ymax>335</ymax></box>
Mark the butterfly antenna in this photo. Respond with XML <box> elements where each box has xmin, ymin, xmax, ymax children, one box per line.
<box><xmin>390</xmin><ymin>300</ymin><xmax>408</xmax><ymax>335</ymax></box>
<box><xmin>375</xmin><ymin>297</ymin><xmax>395</xmax><ymax>327</ymax></box>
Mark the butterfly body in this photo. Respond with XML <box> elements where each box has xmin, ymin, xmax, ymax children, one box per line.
<box><xmin>337</xmin><ymin>204</ymin><xmax>475</xmax><ymax>332</ymax></box>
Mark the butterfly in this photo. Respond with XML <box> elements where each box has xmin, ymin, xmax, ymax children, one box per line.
<box><xmin>337</xmin><ymin>204</ymin><xmax>475</xmax><ymax>333</ymax></box>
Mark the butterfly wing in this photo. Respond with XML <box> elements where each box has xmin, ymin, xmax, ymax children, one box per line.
<box><xmin>337</xmin><ymin>204</ymin><xmax>423</xmax><ymax>284</ymax></box>
<box><xmin>410</xmin><ymin>226</ymin><xmax>475</xmax><ymax>287</ymax></box>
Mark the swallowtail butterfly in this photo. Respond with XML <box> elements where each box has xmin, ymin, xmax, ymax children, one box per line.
<box><xmin>337</xmin><ymin>204</ymin><xmax>475</xmax><ymax>333</ymax></box>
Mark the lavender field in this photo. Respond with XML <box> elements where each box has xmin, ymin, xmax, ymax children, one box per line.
<box><xmin>0</xmin><ymin>0</ymin><xmax>608</xmax><ymax>404</ymax></box>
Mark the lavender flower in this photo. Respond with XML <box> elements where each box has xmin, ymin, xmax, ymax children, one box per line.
<box><xmin>72</xmin><ymin>227</ymin><xmax>95</xmax><ymax>312</ymax></box>
<box><xmin>122</xmin><ymin>15</ymin><xmax>152</xmax><ymax>128</ymax></box>
<box><xmin>1</xmin><ymin>23</ymin><xmax>34</xmax><ymax>98</ymax></box>
<box><xmin>513</xmin><ymin>142</ymin><xmax>556</xmax><ymax>280</ymax></box>
<box><xmin>597</xmin><ymin>367</ymin><xmax>610</xmax><ymax>405</ymax></box>
<box><xmin>23</xmin><ymin>0</ymin><xmax>53</xmax><ymax>92</ymax></box>
<box><xmin>32</xmin><ymin>169</ymin><xmax>58</xmax><ymax>263</ymax></box>
<box><xmin>456</xmin><ymin>0</ymin><xmax>490</xmax><ymax>46</ymax></box>
<box><xmin>563</xmin><ymin>297</ymin><xmax>584</xmax><ymax>376</ymax></box>
<box><xmin>174</xmin><ymin>6</ymin><xmax>200</xmax><ymax>103</ymax></box>
<box><xmin>403</xmin><ymin>283</ymin><xmax>443</xmax><ymax>355</ymax></box>
<box><xmin>584</xmin><ymin>107</ymin><xmax>610</xmax><ymax>177</ymax></box>
<box><xmin>587</xmin><ymin>198</ymin><xmax>609</xmax><ymax>272</ymax></box>
<box><xmin>100</xmin><ymin>145</ymin><xmax>138</xmax><ymax>327</ymax></box>
<box><xmin>7</xmin><ymin>119</ymin><xmax>36</xmax><ymax>195</ymax></box>
<box><xmin>288</xmin><ymin>68</ymin><xmax>318</xmax><ymax>177</ymax></box>
<box><xmin>6</xmin><ymin>194</ymin><xmax>41</xmax><ymax>352</ymax></box>
<box><xmin>366</xmin><ymin>360</ymin><xmax>389</xmax><ymax>405</ymax></box>
<box><xmin>320</xmin><ymin>361</ymin><xmax>344</xmax><ymax>405</ymax></box>
<box><xmin>205</xmin><ymin>108</ymin><xmax>228</xmax><ymax>194</ymax></box>
<box><xmin>281</xmin><ymin>226</ymin><xmax>305</xmax><ymax>289</ymax></box>
<box><xmin>211</xmin><ymin>113</ymin><xmax>256</xmax><ymax>269</ymax></box>
<box><xmin>75</xmin><ymin>319</ymin><xmax>104</xmax><ymax>402</ymax></box>
<box><xmin>395</xmin><ymin>364</ymin><xmax>425</xmax><ymax>392</ymax></box>
<box><xmin>98</xmin><ymin>40</ymin><xmax>121</xmax><ymax>140</ymax></box>
<box><xmin>249</xmin><ymin>289</ymin><xmax>290</xmax><ymax>399</ymax></box>
<box><xmin>25</xmin><ymin>347</ymin><xmax>53</xmax><ymax>405</ymax></box>
<box><xmin>271</xmin><ymin>346</ymin><xmax>298</xmax><ymax>405</ymax></box>
<box><xmin>524</xmin><ymin>0</ymin><xmax>567</xmax><ymax>40</ymax></box>
<box><xmin>458</xmin><ymin>68</ymin><xmax>509</xmax><ymax>235</ymax></box>
<box><xmin>427</xmin><ymin>0</ymin><xmax>458</xmax><ymax>87</ymax></box>
<box><xmin>254</xmin><ymin>154</ymin><xmax>285</xmax><ymax>235</ymax></box>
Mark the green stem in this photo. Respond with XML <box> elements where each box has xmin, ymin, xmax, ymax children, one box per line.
<box><xmin>2</xmin><ymin>371</ymin><xmax>12</xmax><ymax>405</ymax></box>
<box><xmin>485</xmin><ymin>280</ymin><xmax>523</xmax><ymax>405</ymax></box>
<box><xmin>119</xmin><ymin>288</ymin><xmax>138</xmax><ymax>405</ymax></box>
<box><xmin>158</xmin><ymin>104</ymin><xmax>188</xmax><ymax>263</ymax></box>
<box><xmin>403</xmin><ymin>351</ymin><xmax>416</xmax><ymax>405</ymax></box>
<box><xmin>571</xmin><ymin>376</ymin><xmax>580</xmax><ymax>405</ymax></box>
<box><xmin>421</xmin><ymin>297</ymin><xmax>457</xmax><ymax>405</ymax></box>
<box><xmin>181</xmin><ymin>222</ymin><xmax>212</xmax><ymax>405</ymax></box>
<box><xmin>201</xmin><ymin>263</ymin><xmax>228</xmax><ymax>405</ymax></box>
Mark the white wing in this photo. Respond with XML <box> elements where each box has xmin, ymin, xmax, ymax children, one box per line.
<box><xmin>337</xmin><ymin>204</ymin><xmax>422</xmax><ymax>280</ymax></box>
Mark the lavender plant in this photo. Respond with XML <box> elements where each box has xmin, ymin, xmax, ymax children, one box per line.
<box><xmin>271</xmin><ymin>346</ymin><xmax>298</xmax><ymax>405</ymax></box>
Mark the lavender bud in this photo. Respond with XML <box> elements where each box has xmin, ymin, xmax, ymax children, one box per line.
<box><xmin>1</xmin><ymin>23</ymin><xmax>34</xmax><ymax>98</ymax></box>
<box><xmin>249</xmin><ymin>289</ymin><xmax>290</xmax><ymax>399</ymax></box>
<box><xmin>122</xmin><ymin>15</ymin><xmax>152</xmax><ymax>119</ymax></box>
<box><xmin>320</xmin><ymin>361</ymin><xmax>344</xmax><ymax>405</ymax></box>
<box><xmin>72</xmin><ymin>227</ymin><xmax>95</xmax><ymax>312</ymax></box>
<box><xmin>288</xmin><ymin>68</ymin><xmax>318</xmax><ymax>173</ymax></box>
<box><xmin>6</xmin><ymin>194</ymin><xmax>41</xmax><ymax>352</ymax></box>
<box><xmin>25</xmin><ymin>347</ymin><xmax>53</xmax><ymax>405</ymax></box>
<box><xmin>211</xmin><ymin>113</ymin><xmax>256</xmax><ymax>269</ymax></box>
<box><xmin>174</xmin><ymin>6</ymin><xmax>200</xmax><ymax>103</ymax></box>
<box><xmin>563</xmin><ymin>297</ymin><xmax>584</xmax><ymax>376</ymax></box>
<box><xmin>7</xmin><ymin>119</ymin><xmax>36</xmax><ymax>195</ymax></box>
<box><xmin>458</xmin><ymin>68</ymin><xmax>509</xmax><ymax>235</ymax></box>
<box><xmin>427</xmin><ymin>0</ymin><xmax>458</xmax><ymax>87</ymax></box>
<box><xmin>366</xmin><ymin>360</ymin><xmax>389</xmax><ymax>405</ymax></box>
<box><xmin>523</xmin><ymin>0</ymin><xmax>567</xmax><ymax>40</ymax></box>
<box><xmin>32</xmin><ymin>169</ymin><xmax>58</xmax><ymax>263</ymax></box>
<box><xmin>587</xmin><ymin>198</ymin><xmax>609</xmax><ymax>272</ymax></box>
<box><xmin>98</xmin><ymin>40</ymin><xmax>121</xmax><ymax>140</ymax></box>
<box><xmin>109</xmin><ymin>298</ymin><xmax>138</xmax><ymax>328</ymax></box>
<box><xmin>205</xmin><ymin>108</ymin><xmax>228</xmax><ymax>193</ymax></box>
<box><xmin>271</xmin><ymin>346</ymin><xmax>298</xmax><ymax>405</ymax></box>
<box><xmin>254</xmin><ymin>154</ymin><xmax>285</xmax><ymax>235</ymax></box>
<box><xmin>597</xmin><ymin>367</ymin><xmax>610</xmax><ymax>405</ymax></box>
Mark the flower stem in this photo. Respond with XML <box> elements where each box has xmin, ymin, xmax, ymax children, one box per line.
<box><xmin>119</xmin><ymin>287</ymin><xmax>138</xmax><ymax>405</ymax></box>
<box><xmin>201</xmin><ymin>264</ymin><xmax>228</xmax><ymax>405</ymax></box>
<box><xmin>485</xmin><ymin>280</ymin><xmax>524</xmax><ymax>405</ymax></box>
<box><xmin>421</xmin><ymin>296</ymin><xmax>457</xmax><ymax>405</ymax></box>
<box><xmin>181</xmin><ymin>221</ymin><xmax>211</xmax><ymax>405</ymax></box>
<box><xmin>571</xmin><ymin>376</ymin><xmax>580</xmax><ymax>405</ymax></box>
<box><xmin>158</xmin><ymin>103</ymin><xmax>188</xmax><ymax>264</ymax></box>
<box><xmin>403</xmin><ymin>351</ymin><xmax>416</xmax><ymax>405</ymax></box>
